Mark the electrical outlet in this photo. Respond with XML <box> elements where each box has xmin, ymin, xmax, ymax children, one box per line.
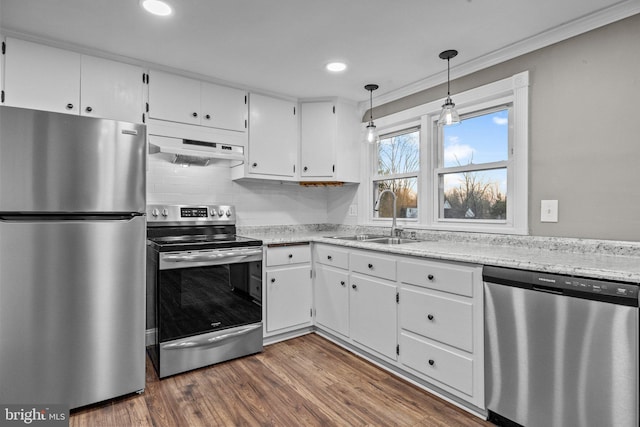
<box><xmin>541</xmin><ymin>200</ymin><xmax>558</xmax><ymax>222</ymax></box>
<box><xmin>348</xmin><ymin>204</ymin><xmax>358</xmax><ymax>216</ymax></box>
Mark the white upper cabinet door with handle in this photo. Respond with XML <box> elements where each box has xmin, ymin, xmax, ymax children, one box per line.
<box><xmin>3</xmin><ymin>38</ymin><xmax>80</xmax><ymax>115</ymax></box>
<box><xmin>200</xmin><ymin>82</ymin><xmax>247</xmax><ymax>132</ymax></box>
<box><xmin>148</xmin><ymin>70</ymin><xmax>201</xmax><ymax>125</ymax></box>
<box><xmin>300</xmin><ymin>101</ymin><xmax>336</xmax><ymax>178</ymax></box>
<box><xmin>247</xmin><ymin>93</ymin><xmax>298</xmax><ymax>177</ymax></box>
<box><xmin>80</xmin><ymin>55</ymin><xmax>143</xmax><ymax>124</ymax></box>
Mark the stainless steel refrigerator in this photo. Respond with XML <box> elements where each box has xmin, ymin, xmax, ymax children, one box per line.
<box><xmin>0</xmin><ymin>106</ymin><xmax>146</xmax><ymax>409</ymax></box>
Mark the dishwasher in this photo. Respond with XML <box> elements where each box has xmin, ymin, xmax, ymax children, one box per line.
<box><xmin>483</xmin><ymin>265</ymin><xmax>638</xmax><ymax>427</ymax></box>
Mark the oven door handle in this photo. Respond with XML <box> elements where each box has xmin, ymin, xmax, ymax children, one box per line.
<box><xmin>160</xmin><ymin>248</ymin><xmax>263</xmax><ymax>269</ymax></box>
<box><xmin>162</xmin><ymin>324</ymin><xmax>262</xmax><ymax>350</ymax></box>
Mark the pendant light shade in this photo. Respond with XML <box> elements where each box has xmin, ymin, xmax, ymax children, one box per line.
<box><xmin>364</xmin><ymin>84</ymin><xmax>379</xmax><ymax>143</ymax></box>
<box><xmin>438</xmin><ymin>50</ymin><xmax>460</xmax><ymax>126</ymax></box>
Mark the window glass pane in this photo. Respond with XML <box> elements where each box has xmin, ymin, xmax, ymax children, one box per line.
<box><xmin>377</xmin><ymin>129</ymin><xmax>419</xmax><ymax>175</ymax></box>
<box><xmin>439</xmin><ymin>168</ymin><xmax>506</xmax><ymax>220</ymax></box>
<box><xmin>443</xmin><ymin>109</ymin><xmax>508</xmax><ymax>167</ymax></box>
<box><xmin>373</xmin><ymin>178</ymin><xmax>418</xmax><ymax>219</ymax></box>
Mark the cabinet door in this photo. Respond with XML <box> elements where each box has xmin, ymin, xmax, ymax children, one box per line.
<box><xmin>81</xmin><ymin>56</ymin><xmax>143</xmax><ymax>123</ymax></box>
<box><xmin>350</xmin><ymin>273</ymin><xmax>397</xmax><ymax>360</ymax></box>
<box><xmin>4</xmin><ymin>38</ymin><xmax>80</xmax><ymax>115</ymax></box>
<box><xmin>300</xmin><ymin>102</ymin><xmax>336</xmax><ymax>178</ymax></box>
<box><xmin>148</xmin><ymin>70</ymin><xmax>200</xmax><ymax>125</ymax></box>
<box><xmin>248</xmin><ymin>93</ymin><xmax>297</xmax><ymax>177</ymax></box>
<box><xmin>265</xmin><ymin>265</ymin><xmax>311</xmax><ymax>332</ymax></box>
<box><xmin>314</xmin><ymin>265</ymin><xmax>349</xmax><ymax>336</ymax></box>
<box><xmin>201</xmin><ymin>82</ymin><xmax>247</xmax><ymax>132</ymax></box>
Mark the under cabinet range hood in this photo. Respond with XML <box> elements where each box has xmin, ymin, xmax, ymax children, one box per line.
<box><xmin>148</xmin><ymin>135</ymin><xmax>244</xmax><ymax>166</ymax></box>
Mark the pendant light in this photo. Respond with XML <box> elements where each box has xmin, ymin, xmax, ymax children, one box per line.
<box><xmin>438</xmin><ymin>49</ymin><xmax>460</xmax><ymax>126</ymax></box>
<box><xmin>364</xmin><ymin>84</ymin><xmax>379</xmax><ymax>143</ymax></box>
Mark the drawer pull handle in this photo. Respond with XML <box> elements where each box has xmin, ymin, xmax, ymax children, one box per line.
<box><xmin>352</xmin><ymin>284</ymin><xmax>357</xmax><ymax>290</ymax></box>
<box><xmin>368</xmin><ymin>263</ymin><xmax>373</xmax><ymax>269</ymax></box>
<box><xmin>288</xmin><ymin>254</ymin><xmax>293</xmax><ymax>258</ymax></box>
<box><xmin>427</xmin><ymin>314</ymin><xmax>434</xmax><ymax>321</ymax></box>
<box><xmin>340</xmin><ymin>281</ymin><xmax>345</xmax><ymax>286</ymax></box>
<box><xmin>427</xmin><ymin>274</ymin><xmax>434</xmax><ymax>280</ymax></box>
<box><xmin>270</xmin><ymin>278</ymin><xmax>276</xmax><ymax>283</ymax></box>
<box><xmin>327</xmin><ymin>255</ymin><xmax>333</xmax><ymax>260</ymax></box>
<box><xmin>192</xmin><ymin>112</ymin><xmax>198</xmax><ymax>117</ymax></box>
<box><xmin>428</xmin><ymin>359</ymin><xmax>435</xmax><ymax>366</ymax></box>
<box><xmin>66</xmin><ymin>103</ymin><xmax>74</xmax><ymax>110</ymax></box>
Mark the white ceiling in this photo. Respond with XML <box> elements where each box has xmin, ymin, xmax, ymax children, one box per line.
<box><xmin>0</xmin><ymin>0</ymin><xmax>639</xmax><ymax>104</ymax></box>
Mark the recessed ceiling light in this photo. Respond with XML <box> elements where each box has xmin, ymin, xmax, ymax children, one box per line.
<box><xmin>326</xmin><ymin>62</ymin><xmax>347</xmax><ymax>72</ymax></box>
<box><xmin>141</xmin><ymin>0</ymin><xmax>172</xmax><ymax>16</ymax></box>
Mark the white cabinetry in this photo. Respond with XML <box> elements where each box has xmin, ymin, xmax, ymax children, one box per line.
<box><xmin>300</xmin><ymin>100</ymin><xmax>360</xmax><ymax>182</ymax></box>
<box><xmin>313</xmin><ymin>245</ymin><xmax>349</xmax><ymax>337</ymax></box>
<box><xmin>148</xmin><ymin>70</ymin><xmax>247</xmax><ymax>132</ymax></box>
<box><xmin>3</xmin><ymin>38</ymin><xmax>143</xmax><ymax>123</ymax></box>
<box><xmin>398</xmin><ymin>258</ymin><xmax>484</xmax><ymax>407</ymax></box>
<box><xmin>312</xmin><ymin>243</ymin><xmax>484</xmax><ymax>409</ymax></box>
<box><xmin>233</xmin><ymin>93</ymin><xmax>298</xmax><ymax>180</ymax></box>
<box><xmin>264</xmin><ymin>244</ymin><xmax>312</xmax><ymax>337</ymax></box>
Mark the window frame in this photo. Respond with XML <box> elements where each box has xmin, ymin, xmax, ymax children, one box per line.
<box><xmin>371</xmin><ymin>123</ymin><xmax>421</xmax><ymax>222</ymax></box>
<box><xmin>365</xmin><ymin>71</ymin><xmax>529</xmax><ymax>235</ymax></box>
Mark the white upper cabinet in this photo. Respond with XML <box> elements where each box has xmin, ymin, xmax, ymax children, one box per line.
<box><xmin>300</xmin><ymin>100</ymin><xmax>360</xmax><ymax>182</ymax></box>
<box><xmin>148</xmin><ymin>71</ymin><xmax>200</xmax><ymax>126</ymax></box>
<box><xmin>200</xmin><ymin>82</ymin><xmax>247</xmax><ymax>132</ymax></box>
<box><xmin>3</xmin><ymin>38</ymin><xmax>143</xmax><ymax>123</ymax></box>
<box><xmin>242</xmin><ymin>93</ymin><xmax>298</xmax><ymax>178</ymax></box>
<box><xmin>80</xmin><ymin>55</ymin><xmax>143</xmax><ymax>123</ymax></box>
<box><xmin>3</xmin><ymin>38</ymin><xmax>81</xmax><ymax>115</ymax></box>
<box><xmin>148</xmin><ymin>70</ymin><xmax>247</xmax><ymax>132</ymax></box>
<box><xmin>300</xmin><ymin>101</ymin><xmax>335</xmax><ymax>177</ymax></box>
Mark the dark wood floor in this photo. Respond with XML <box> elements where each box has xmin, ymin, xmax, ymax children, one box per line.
<box><xmin>70</xmin><ymin>333</ymin><xmax>492</xmax><ymax>426</ymax></box>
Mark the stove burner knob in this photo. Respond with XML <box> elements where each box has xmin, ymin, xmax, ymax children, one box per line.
<box><xmin>151</xmin><ymin>208</ymin><xmax>159</xmax><ymax>217</ymax></box>
<box><xmin>226</xmin><ymin>210</ymin><xmax>232</xmax><ymax>217</ymax></box>
<box><xmin>161</xmin><ymin>208</ymin><xmax>169</xmax><ymax>217</ymax></box>
<box><xmin>218</xmin><ymin>210</ymin><xmax>224</xmax><ymax>217</ymax></box>
<box><xmin>210</xmin><ymin>209</ymin><xmax>217</xmax><ymax>217</ymax></box>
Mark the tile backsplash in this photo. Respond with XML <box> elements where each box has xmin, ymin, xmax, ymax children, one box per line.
<box><xmin>147</xmin><ymin>156</ymin><xmax>336</xmax><ymax>226</ymax></box>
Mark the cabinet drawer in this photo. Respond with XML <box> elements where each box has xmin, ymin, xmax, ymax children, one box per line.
<box><xmin>398</xmin><ymin>259</ymin><xmax>474</xmax><ymax>297</ymax></box>
<box><xmin>400</xmin><ymin>332</ymin><xmax>473</xmax><ymax>396</ymax></box>
<box><xmin>350</xmin><ymin>251</ymin><xmax>396</xmax><ymax>281</ymax></box>
<box><xmin>266</xmin><ymin>244</ymin><xmax>310</xmax><ymax>267</ymax></box>
<box><xmin>315</xmin><ymin>245</ymin><xmax>349</xmax><ymax>269</ymax></box>
<box><xmin>400</xmin><ymin>288</ymin><xmax>473</xmax><ymax>352</ymax></box>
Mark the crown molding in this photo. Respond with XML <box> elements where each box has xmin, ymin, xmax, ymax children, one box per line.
<box><xmin>361</xmin><ymin>1</ymin><xmax>640</xmax><ymax>111</ymax></box>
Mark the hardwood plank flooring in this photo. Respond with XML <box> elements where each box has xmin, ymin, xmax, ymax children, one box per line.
<box><xmin>70</xmin><ymin>334</ymin><xmax>493</xmax><ymax>426</ymax></box>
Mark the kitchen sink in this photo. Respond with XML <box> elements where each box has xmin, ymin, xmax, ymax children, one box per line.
<box><xmin>326</xmin><ymin>234</ymin><xmax>387</xmax><ymax>241</ymax></box>
<box><xmin>365</xmin><ymin>237</ymin><xmax>421</xmax><ymax>245</ymax></box>
<box><xmin>326</xmin><ymin>235</ymin><xmax>423</xmax><ymax>244</ymax></box>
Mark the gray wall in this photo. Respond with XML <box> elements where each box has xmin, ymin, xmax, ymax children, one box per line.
<box><xmin>367</xmin><ymin>14</ymin><xmax>640</xmax><ymax>241</ymax></box>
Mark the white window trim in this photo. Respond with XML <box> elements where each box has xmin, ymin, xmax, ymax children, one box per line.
<box><xmin>363</xmin><ymin>71</ymin><xmax>529</xmax><ymax>235</ymax></box>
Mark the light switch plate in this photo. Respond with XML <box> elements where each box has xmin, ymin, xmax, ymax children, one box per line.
<box><xmin>541</xmin><ymin>200</ymin><xmax>558</xmax><ymax>222</ymax></box>
<box><xmin>348</xmin><ymin>204</ymin><xmax>358</xmax><ymax>216</ymax></box>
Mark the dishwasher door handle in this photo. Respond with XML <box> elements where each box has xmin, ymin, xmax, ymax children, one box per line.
<box><xmin>532</xmin><ymin>285</ymin><xmax>564</xmax><ymax>295</ymax></box>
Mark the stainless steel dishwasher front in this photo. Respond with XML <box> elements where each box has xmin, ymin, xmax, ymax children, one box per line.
<box><xmin>483</xmin><ymin>265</ymin><xmax>639</xmax><ymax>427</ymax></box>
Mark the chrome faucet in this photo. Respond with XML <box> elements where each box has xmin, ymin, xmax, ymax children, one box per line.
<box><xmin>374</xmin><ymin>189</ymin><xmax>402</xmax><ymax>237</ymax></box>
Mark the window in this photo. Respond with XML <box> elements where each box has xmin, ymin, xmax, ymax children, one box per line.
<box><xmin>367</xmin><ymin>71</ymin><xmax>528</xmax><ymax>234</ymax></box>
<box><xmin>437</xmin><ymin>107</ymin><xmax>510</xmax><ymax>221</ymax></box>
<box><xmin>373</xmin><ymin>128</ymin><xmax>420</xmax><ymax>219</ymax></box>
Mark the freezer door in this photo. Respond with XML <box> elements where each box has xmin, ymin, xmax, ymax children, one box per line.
<box><xmin>0</xmin><ymin>216</ymin><xmax>146</xmax><ymax>409</ymax></box>
<box><xmin>0</xmin><ymin>106</ymin><xmax>145</xmax><ymax>213</ymax></box>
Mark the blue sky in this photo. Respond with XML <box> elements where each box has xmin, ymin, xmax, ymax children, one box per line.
<box><xmin>442</xmin><ymin>109</ymin><xmax>509</xmax><ymax>195</ymax></box>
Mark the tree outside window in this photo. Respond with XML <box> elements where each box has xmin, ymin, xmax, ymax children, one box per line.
<box><xmin>374</xmin><ymin>129</ymin><xmax>419</xmax><ymax>219</ymax></box>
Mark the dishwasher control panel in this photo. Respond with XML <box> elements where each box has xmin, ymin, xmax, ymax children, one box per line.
<box><xmin>483</xmin><ymin>265</ymin><xmax>639</xmax><ymax>306</ymax></box>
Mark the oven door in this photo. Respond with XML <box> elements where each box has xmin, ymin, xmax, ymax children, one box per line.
<box><xmin>155</xmin><ymin>246</ymin><xmax>263</xmax><ymax>377</ymax></box>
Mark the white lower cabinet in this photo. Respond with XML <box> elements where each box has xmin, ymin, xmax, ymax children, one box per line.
<box><xmin>350</xmin><ymin>273</ymin><xmax>397</xmax><ymax>360</ymax></box>
<box><xmin>264</xmin><ymin>244</ymin><xmax>312</xmax><ymax>337</ymax></box>
<box><xmin>312</xmin><ymin>243</ymin><xmax>484</xmax><ymax>410</ymax></box>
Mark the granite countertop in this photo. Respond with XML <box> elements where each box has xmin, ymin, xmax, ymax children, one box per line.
<box><xmin>238</xmin><ymin>225</ymin><xmax>640</xmax><ymax>283</ymax></box>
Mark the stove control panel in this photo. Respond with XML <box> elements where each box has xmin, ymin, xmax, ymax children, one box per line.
<box><xmin>147</xmin><ymin>204</ymin><xmax>235</xmax><ymax>225</ymax></box>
